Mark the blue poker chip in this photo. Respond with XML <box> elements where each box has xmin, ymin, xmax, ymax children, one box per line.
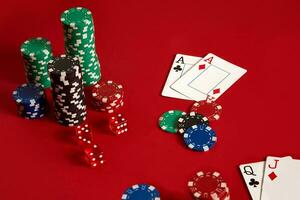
<box><xmin>12</xmin><ymin>83</ymin><xmax>44</xmax><ymax>104</ymax></box>
<box><xmin>121</xmin><ymin>184</ymin><xmax>160</xmax><ymax>200</ymax></box>
<box><xmin>13</xmin><ymin>83</ymin><xmax>47</xmax><ymax>119</ymax></box>
<box><xmin>183</xmin><ymin>124</ymin><xmax>217</xmax><ymax>152</ymax></box>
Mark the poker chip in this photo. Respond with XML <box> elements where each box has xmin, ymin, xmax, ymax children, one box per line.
<box><xmin>12</xmin><ymin>83</ymin><xmax>48</xmax><ymax>119</ymax></box>
<box><xmin>177</xmin><ymin>112</ymin><xmax>209</xmax><ymax>134</ymax></box>
<box><xmin>158</xmin><ymin>110</ymin><xmax>186</xmax><ymax>133</ymax></box>
<box><xmin>188</xmin><ymin>171</ymin><xmax>229</xmax><ymax>200</ymax></box>
<box><xmin>20</xmin><ymin>37</ymin><xmax>53</xmax><ymax>88</ymax></box>
<box><xmin>183</xmin><ymin>124</ymin><xmax>217</xmax><ymax>152</ymax></box>
<box><xmin>91</xmin><ymin>81</ymin><xmax>124</xmax><ymax>113</ymax></box>
<box><xmin>190</xmin><ymin>99</ymin><xmax>222</xmax><ymax>122</ymax></box>
<box><xmin>121</xmin><ymin>184</ymin><xmax>160</xmax><ymax>200</ymax></box>
<box><xmin>48</xmin><ymin>54</ymin><xmax>87</xmax><ymax>126</ymax></box>
<box><xmin>61</xmin><ymin>7</ymin><xmax>101</xmax><ymax>86</ymax></box>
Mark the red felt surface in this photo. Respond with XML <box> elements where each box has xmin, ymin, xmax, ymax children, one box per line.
<box><xmin>1</xmin><ymin>0</ymin><xmax>300</xmax><ymax>199</ymax></box>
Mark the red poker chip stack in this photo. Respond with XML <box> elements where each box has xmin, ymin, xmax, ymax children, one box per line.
<box><xmin>188</xmin><ymin>171</ymin><xmax>230</xmax><ymax>200</ymax></box>
<box><xmin>91</xmin><ymin>80</ymin><xmax>124</xmax><ymax>114</ymax></box>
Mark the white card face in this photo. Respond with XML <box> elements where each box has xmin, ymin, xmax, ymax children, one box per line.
<box><xmin>170</xmin><ymin>53</ymin><xmax>247</xmax><ymax>101</ymax></box>
<box><xmin>239</xmin><ymin>161</ymin><xmax>265</xmax><ymax>200</ymax></box>
<box><xmin>261</xmin><ymin>156</ymin><xmax>293</xmax><ymax>200</ymax></box>
<box><xmin>161</xmin><ymin>54</ymin><xmax>202</xmax><ymax>100</ymax></box>
<box><xmin>284</xmin><ymin>159</ymin><xmax>300</xmax><ymax>195</ymax></box>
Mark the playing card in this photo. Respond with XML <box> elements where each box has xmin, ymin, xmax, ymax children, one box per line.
<box><xmin>283</xmin><ymin>159</ymin><xmax>300</xmax><ymax>197</ymax></box>
<box><xmin>170</xmin><ymin>53</ymin><xmax>247</xmax><ymax>101</ymax></box>
<box><xmin>161</xmin><ymin>54</ymin><xmax>202</xmax><ymax>100</ymax></box>
<box><xmin>239</xmin><ymin>156</ymin><xmax>292</xmax><ymax>200</ymax></box>
<box><xmin>260</xmin><ymin>156</ymin><xmax>294</xmax><ymax>200</ymax></box>
<box><xmin>239</xmin><ymin>161</ymin><xmax>265</xmax><ymax>200</ymax></box>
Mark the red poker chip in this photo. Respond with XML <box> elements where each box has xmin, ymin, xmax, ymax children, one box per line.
<box><xmin>92</xmin><ymin>99</ymin><xmax>124</xmax><ymax>113</ymax></box>
<box><xmin>100</xmin><ymin>101</ymin><xmax>124</xmax><ymax>114</ymax></box>
<box><xmin>92</xmin><ymin>97</ymin><xmax>124</xmax><ymax>108</ymax></box>
<box><xmin>91</xmin><ymin>81</ymin><xmax>124</xmax><ymax>103</ymax></box>
<box><xmin>190</xmin><ymin>98</ymin><xmax>222</xmax><ymax>122</ymax></box>
<box><xmin>188</xmin><ymin>171</ymin><xmax>229</xmax><ymax>200</ymax></box>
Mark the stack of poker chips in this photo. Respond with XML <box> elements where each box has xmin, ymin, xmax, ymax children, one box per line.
<box><xmin>12</xmin><ymin>83</ymin><xmax>48</xmax><ymax>119</ymax></box>
<box><xmin>48</xmin><ymin>55</ymin><xmax>87</xmax><ymax>126</ymax></box>
<box><xmin>91</xmin><ymin>81</ymin><xmax>124</xmax><ymax>113</ymax></box>
<box><xmin>61</xmin><ymin>7</ymin><xmax>101</xmax><ymax>86</ymax></box>
<box><xmin>20</xmin><ymin>37</ymin><xmax>53</xmax><ymax>88</ymax></box>
<box><xmin>188</xmin><ymin>171</ymin><xmax>230</xmax><ymax>199</ymax></box>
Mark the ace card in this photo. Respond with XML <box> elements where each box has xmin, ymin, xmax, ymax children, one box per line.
<box><xmin>161</xmin><ymin>54</ymin><xmax>202</xmax><ymax>100</ymax></box>
<box><xmin>171</xmin><ymin>53</ymin><xmax>247</xmax><ymax>101</ymax></box>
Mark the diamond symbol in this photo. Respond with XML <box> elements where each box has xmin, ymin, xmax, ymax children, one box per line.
<box><xmin>213</xmin><ymin>88</ymin><xmax>220</xmax><ymax>94</ymax></box>
<box><xmin>198</xmin><ymin>64</ymin><xmax>206</xmax><ymax>70</ymax></box>
<box><xmin>268</xmin><ymin>172</ymin><xmax>277</xmax><ymax>181</ymax></box>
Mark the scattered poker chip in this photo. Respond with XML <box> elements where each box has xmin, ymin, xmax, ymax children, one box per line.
<box><xmin>190</xmin><ymin>99</ymin><xmax>222</xmax><ymax>122</ymax></box>
<box><xmin>121</xmin><ymin>184</ymin><xmax>160</xmax><ymax>200</ymax></box>
<box><xmin>48</xmin><ymin>54</ymin><xmax>87</xmax><ymax>126</ymax></box>
<box><xmin>12</xmin><ymin>83</ymin><xmax>48</xmax><ymax>119</ymax></box>
<box><xmin>158</xmin><ymin>110</ymin><xmax>186</xmax><ymax>133</ymax></box>
<box><xmin>20</xmin><ymin>37</ymin><xmax>53</xmax><ymax>88</ymax></box>
<box><xmin>61</xmin><ymin>7</ymin><xmax>101</xmax><ymax>86</ymax></box>
<box><xmin>183</xmin><ymin>124</ymin><xmax>217</xmax><ymax>152</ymax></box>
<box><xmin>177</xmin><ymin>112</ymin><xmax>209</xmax><ymax>134</ymax></box>
<box><xmin>91</xmin><ymin>80</ymin><xmax>124</xmax><ymax>113</ymax></box>
<box><xmin>188</xmin><ymin>171</ymin><xmax>229</xmax><ymax>200</ymax></box>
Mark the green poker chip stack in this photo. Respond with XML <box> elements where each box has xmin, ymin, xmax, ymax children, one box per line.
<box><xmin>61</xmin><ymin>7</ymin><xmax>101</xmax><ymax>86</ymax></box>
<box><xmin>20</xmin><ymin>37</ymin><xmax>53</xmax><ymax>88</ymax></box>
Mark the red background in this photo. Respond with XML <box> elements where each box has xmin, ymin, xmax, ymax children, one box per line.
<box><xmin>1</xmin><ymin>0</ymin><xmax>300</xmax><ymax>199</ymax></box>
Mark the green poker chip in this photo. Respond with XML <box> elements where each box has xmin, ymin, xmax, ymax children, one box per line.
<box><xmin>61</xmin><ymin>7</ymin><xmax>101</xmax><ymax>86</ymax></box>
<box><xmin>61</xmin><ymin>7</ymin><xmax>93</xmax><ymax>27</ymax></box>
<box><xmin>158</xmin><ymin>110</ymin><xmax>186</xmax><ymax>133</ymax></box>
<box><xmin>20</xmin><ymin>37</ymin><xmax>53</xmax><ymax>88</ymax></box>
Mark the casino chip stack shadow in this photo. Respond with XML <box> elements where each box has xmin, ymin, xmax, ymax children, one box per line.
<box><xmin>12</xmin><ymin>7</ymin><xmax>128</xmax><ymax>169</ymax></box>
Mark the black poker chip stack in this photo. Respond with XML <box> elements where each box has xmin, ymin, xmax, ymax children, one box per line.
<box><xmin>48</xmin><ymin>54</ymin><xmax>87</xmax><ymax>126</ymax></box>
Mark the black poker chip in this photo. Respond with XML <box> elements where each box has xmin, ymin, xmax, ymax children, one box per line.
<box><xmin>48</xmin><ymin>54</ymin><xmax>87</xmax><ymax>126</ymax></box>
<box><xmin>177</xmin><ymin>112</ymin><xmax>210</xmax><ymax>134</ymax></box>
